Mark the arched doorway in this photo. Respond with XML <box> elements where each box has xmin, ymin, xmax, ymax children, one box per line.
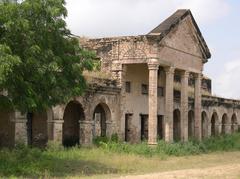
<box><xmin>201</xmin><ymin>111</ymin><xmax>208</xmax><ymax>139</ymax></box>
<box><xmin>0</xmin><ymin>97</ymin><xmax>14</xmax><ymax>148</ymax></box>
<box><xmin>27</xmin><ymin>111</ymin><xmax>48</xmax><ymax>148</ymax></box>
<box><xmin>231</xmin><ymin>114</ymin><xmax>238</xmax><ymax>133</ymax></box>
<box><xmin>63</xmin><ymin>101</ymin><xmax>85</xmax><ymax>147</ymax></box>
<box><xmin>173</xmin><ymin>109</ymin><xmax>181</xmax><ymax>142</ymax></box>
<box><xmin>93</xmin><ymin>103</ymin><xmax>111</xmax><ymax>137</ymax></box>
<box><xmin>188</xmin><ymin>110</ymin><xmax>194</xmax><ymax>139</ymax></box>
<box><xmin>211</xmin><ymin>112</ymin><xmax>218</xmax><ymax>136</ymax></box>
<box><xmin>221</xmin><ymin>114</ymin><xmax>228</xmax><ymax>135</ymax></box>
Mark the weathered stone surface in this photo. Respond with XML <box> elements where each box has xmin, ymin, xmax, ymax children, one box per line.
<box><xmin>1</xmin><ymin>9</ymin><xmax>240</xmax><ymax>147</ymax></box>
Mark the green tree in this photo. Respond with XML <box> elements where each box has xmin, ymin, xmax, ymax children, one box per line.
<box><xmin>0</xmin><ymin>0</ymin><xmax>95</xmax><ymax>112</ymax></box>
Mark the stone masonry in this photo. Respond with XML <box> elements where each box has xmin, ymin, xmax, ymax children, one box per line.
<box><xmin>0</xmin><ymin>9</ymin><xmax>240</xmax><ymax>147</ymax></box>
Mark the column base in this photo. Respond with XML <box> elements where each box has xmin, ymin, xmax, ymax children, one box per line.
<box><xmin>148</xmin><ymin>141</ymin><xmax>158</xmax><ymax>145</ymax></box>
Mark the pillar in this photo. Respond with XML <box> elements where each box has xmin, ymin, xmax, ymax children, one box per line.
<box><xmin>164</xmin><ymin>67</ymin><xmax>175</xmax><ymax>142</ymax></box>
<box><xmin>217</xmin><ymin>123</ymin><xmax>222</xmax><ymax>135</ymax></box>
<box><xmin>13</xmin><ymin>111</ymin><xmax>28</xmax><ymax>145</ymax></box>
<box><xmin>194</xmin><ymin>73</ymin><xmax>202</xmax><ymax>140</ymax></box>
<box><xmin>48</xmin><ymin>120</ymin><xmax>64</xmax><ymax>143</ymax></box>
<box><xmin>180</xmin><ymin>71</ymin><xmax>189</xmax><ymax>142</ymax></box>
<box><xmin>112</xmin><ymin>62</ymin><xmax>127</xmax><ymax>140</ymax></box>
<box><xmin>225</xmin><ymin>123</ymin><xmax>231</xmax><ymax>134</ymax></box>
<box><xmin>208</xmin><ymin>121</ymin><xmax>212</xmax><ymax>137</ymax></box>
<box><xmin>148</xmin><ymin>58</ymin><xmax>159</xmax><ymax>145</ymax></box>
<box><xmin>106</xmin><ymin>120</ymin><xmax>113</xmax><ymax>138</ymax></box>
<box><xmin>79</xmin><ymin>120</ymin><xmax>93</xmax><ymax>146</ymax></box>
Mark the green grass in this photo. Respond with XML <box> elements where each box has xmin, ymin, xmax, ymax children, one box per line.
<box><xmin>1</xmin><ymin>133</ymin><xmax>240</xmax><ymax>178</ymax></box>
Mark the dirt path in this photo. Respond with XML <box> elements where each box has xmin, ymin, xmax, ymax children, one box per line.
<box><xmin>118</xmin><ymin>163</ymin><xmax>240</xmax><ymax>179</ymax></box>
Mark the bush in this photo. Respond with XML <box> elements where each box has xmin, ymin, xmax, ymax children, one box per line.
<box><xmin>92</xmin><ymin>133</ymin><xmax>240</xmax><ymax>157</ymax></box>
<box><xmin>46</xmin><ymin>141</ymin><xmax>64</xmax><ymax>152</ymax></box>
<box><xmin>92</xmin><ymin>136</ymin><xmax>109</xmax><ymax>146</ymax></box>
<box><xmin>111</xmin><ymin>133</ymin><xmax>119</xmax><ymax>143</ymax></box>
<box><xmin>203</xmin><ymin>133</ymin><xmax>240</xmax><ymax>151</ymax></box>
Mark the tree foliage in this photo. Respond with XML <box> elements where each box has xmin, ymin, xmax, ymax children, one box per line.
<box><xmin>0</xmin><ymin>0</ymin><xmax>95</xmax><ymax>112</ymax></box>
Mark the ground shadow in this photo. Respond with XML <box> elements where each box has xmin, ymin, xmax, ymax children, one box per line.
<box><xmin>0</xmin><ymin>148</ymin><xmax>121</xmax><ymax>178</ymax></box>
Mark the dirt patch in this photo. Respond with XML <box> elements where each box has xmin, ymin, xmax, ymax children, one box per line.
<box><xmin>119</xmin><ymin>164</ymin><xmax>240</xmax><ymax>179</ymax></box>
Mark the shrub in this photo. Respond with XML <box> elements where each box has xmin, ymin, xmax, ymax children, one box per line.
<box><xmin>92</xmin><ymin>136</ymin><xmax>109</xmax><ymax>146</ymax></box>
<box><xmin>203</xmin><ymin>133</ymin><xmax>240</xmax><ymax>151</ymax></box>
<box><xmin>46</xmin><ymin>141</ymin><xmax>64</xmax><ymax>152</ymax></box>
<box><xmin>111</xmin><ymin>133</ymin><xmax>119</xmax><ymax>143</ymax></box>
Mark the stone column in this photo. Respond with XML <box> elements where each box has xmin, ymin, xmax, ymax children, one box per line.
<box><xmin>148</xmin><ymin>58</ymin><xmax>159</xmax><ymax>145</ymax></box>
<box><xmin>225</xmin><ymin>124</ymin><xmax>231</xmax><ymax>134</ymax></box>
<box><xmin>48</xmin><ymin>120</ymin><xmax>64</xmax><ymax>143</ymax></box>
<box><xmin>79</xmin><ymin>120</ymin><xmax>93</xmax><ymax>146</ymax></box>
<box><xmin>13</xmin><ymin>111</ymin><xmax>28</xmax><ymax>145</ymax></box>
<box><xmin>180</xmin><ymin>71</ymin><xmax>189</xmax><ymax>142</ymax></box>
<box><xmin>234</xmin><ymin>123</ymin><xmax>238</xmax><ymax>133</ymax></box>
<box><xmin>217</xmin><ymin>123</ymin><xmax>222</xmax><ymax>135</ymax></box>
<box><xmin>106</xmin><ymin>120</ymin><xmax>112</xmax><ymax>138</ymax></box>
<box><xmin>194</xmin><ymin>73</ymin><xmax>202</xmax><ymax>140</ymax></box>
<box><xmin>164</xmin><ymin>67</ymin><xmax>175</xmax><ymax>142</ymax></box>
<box><xmin>112</xmin><ymin>62</ymin><xmax>127</xmax><ymax>140</ymax></box>
<box><xmin>208</xmin><ymin>121</ymin><xmax>212</xmax><ymax>137</ymax></box>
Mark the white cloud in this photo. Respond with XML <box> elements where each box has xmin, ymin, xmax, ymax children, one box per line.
<box><xmin>65</xmin><ymin>0</ymin><xmax>239</xmax><ymax>99</ymax></box>
<box><xmin>178</xmin><ymin>0</ymin><xmax>230</xmax><ymax>25</ymax></box>
<box><xmin>65</xmin><ymin>0</ymin><xmax>231</xmax><ymax>37</ymax></box>
<box><xmin>214</xmin><ymin>59</ymin><xmax>240</xmax><ymax>99</ymax></box>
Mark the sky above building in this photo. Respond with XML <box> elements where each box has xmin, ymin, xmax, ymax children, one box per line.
<box><xmin>65</xmin><ymin>0</ymin><xmax>240</xmax><ymax>99</ymax></box>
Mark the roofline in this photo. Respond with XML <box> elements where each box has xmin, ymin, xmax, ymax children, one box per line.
<box><xmin>148</xmin><ymin>9</ymin><xmax>211</xmax><ymax>61</ymax></box>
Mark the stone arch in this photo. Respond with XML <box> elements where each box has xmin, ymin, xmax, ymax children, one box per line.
<box><xmin>62</xmin><ymin>100</ymin><xmax>85</xmax><ymax>147</ymax></box>
<box><xmin>0</xmin><ymin>96</ymin><xmax>14</xmax><ymax>148</ymax></box>
<box><xmin>231</xmin><ymin>113</ymin><xmax>238</xmax><ymax>133</ymax></box>
<box><xmin>210</xmin><ymin>112</ymin><xmax>219</xmax><ymax>136</ymax></box>
<box><xmin>188</xmin><ymin>110</ymin><xmax>194</xmax><ymax>139</ymax></box>
<box><xmin>201</xmin><ymin>111</ymin><xmax>208</xmax><ymax>139</ymax></box>
<box><xmin>27</xmin><ymin>111</ymin><xmax>48</xmax><ymax>148</ymax></box>
<box><xmin>173</xmin><ymin>109</ymin><xmax>181</xmax><ymax>141</ymax></box>
<box><xmin>92</xmin><ymin>103</ymin><xmax>111</xmax><ymax>137</ymax></box>
<box><xmin>221</xmin><ymin>114</ymin><xmax>228</xmax><ymax>135</ymax></box>
<box><xmin>121</xmin><ymin>46</ymin><xmax>147</xmax><ymax>60</ymax></box>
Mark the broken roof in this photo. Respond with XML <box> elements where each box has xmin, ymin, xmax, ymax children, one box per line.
<box><xmin>148</xmin><ymin>9</ymin><xmax>211</xmax><ymax>60</ymax></box>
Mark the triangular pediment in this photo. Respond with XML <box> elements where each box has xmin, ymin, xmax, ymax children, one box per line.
<box><xmin>148</xmin><ymin>9</ymin><xmax>211</xmax><ymax>62</ymax></box>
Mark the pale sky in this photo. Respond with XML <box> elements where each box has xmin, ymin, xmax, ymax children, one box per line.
<box><xmin>65</xmin><ymin>0</ymin><xmax>240</xmax><ymax>99</ymax></box>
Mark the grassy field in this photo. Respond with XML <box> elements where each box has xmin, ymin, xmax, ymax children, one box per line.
<box><xmin>1</xmin><ymin>133</ymin><xmax>240</xmax><ymax>178</ymax></box>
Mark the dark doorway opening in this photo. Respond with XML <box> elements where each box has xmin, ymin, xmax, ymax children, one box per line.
<box><xmin>188</xmin><ymin>110</ymin><xmax>194</xmax><ymax>139</ymax></box>
<box><xmin>173</xmin><ymin>109</ymin><xmax>181</xmax><ymax>142</ymax></box>
<box><xmin>125</xmin><ymin>113</ymin><xmax>133</xmax><ymax>142</ymax></box>
<box><xmin>140</xmin><ymin>114</ymin><xmax>148</xmax><ymax>141</ymax></box>
<box><xmin>63</xmin><ymin>101</ymin><xmax>84</xmax><ymax>147</ymax></box>
<box><xmin>27</xmin><ymin>111</ymin><xmax>48</xmax><ymax>148</ymax></box>
<box><xmin>157</xmin><ymin>115</ymin><xmax>163</xmax><ymax>140</ymax></box>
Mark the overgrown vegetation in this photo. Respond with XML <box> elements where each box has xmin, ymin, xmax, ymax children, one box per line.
<box><xmin>93</xmin><ymin>133</ymin><xmax>240</xmax><ymax>157</ymax></box>
<box><xmin>1</xmin><ymin>133</ymin><xmax>240</xmax><ymax>178</ymax></box>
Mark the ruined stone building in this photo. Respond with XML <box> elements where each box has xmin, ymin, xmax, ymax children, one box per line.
<box><xmin>1</xmin><ymin>9</ymin><xmax>240</xmax><ymax>147</ymax></box>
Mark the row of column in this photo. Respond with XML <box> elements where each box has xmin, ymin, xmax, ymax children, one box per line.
<box><xmin>147</xmin><ymin>58</ymin><xmax>202</xmax><ymax>144</ymax></box>
<box><xmin>12</xmin><ymin>114</ymin><xmax>113</xmax><ymax>146</ymax></box>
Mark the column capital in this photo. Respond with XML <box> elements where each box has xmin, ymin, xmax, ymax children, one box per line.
<box><xmin>106</xmin><ymin>120</ymin><xmax>112</xmax><ymax>124</ymax></box>
<box><xmin>79</xmin><ymin>120</ymin><xmax>94</xmax><ymax>125</ymax></box>
<box><xmin>148</xmin><ymin>58</ymin><xmax>159</xmax><ymax>70</ymax></box>
<box><xmin>164</xmin><ymin>66</ymin><xmax>175</xmax><ymax>74</ymax></box>
<box><xmin>194</xmin><ymin>72</ymin><xmax>203</xmax><ymax>79</ymax></box>
<box><xmin>180</xmin><ymin>70</ymin><xmax>190</xmax><ymax>78</ymax></box>
<box><xmin>47</xmin><ymin>120</ymin><xmax>64</xmax><ymax>124</ymax></box>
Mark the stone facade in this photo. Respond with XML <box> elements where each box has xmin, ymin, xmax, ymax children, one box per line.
<box><xmin>0</xmin><ymin>9</ymin><xmax>240</xmax><ymax>147</ymax></box>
